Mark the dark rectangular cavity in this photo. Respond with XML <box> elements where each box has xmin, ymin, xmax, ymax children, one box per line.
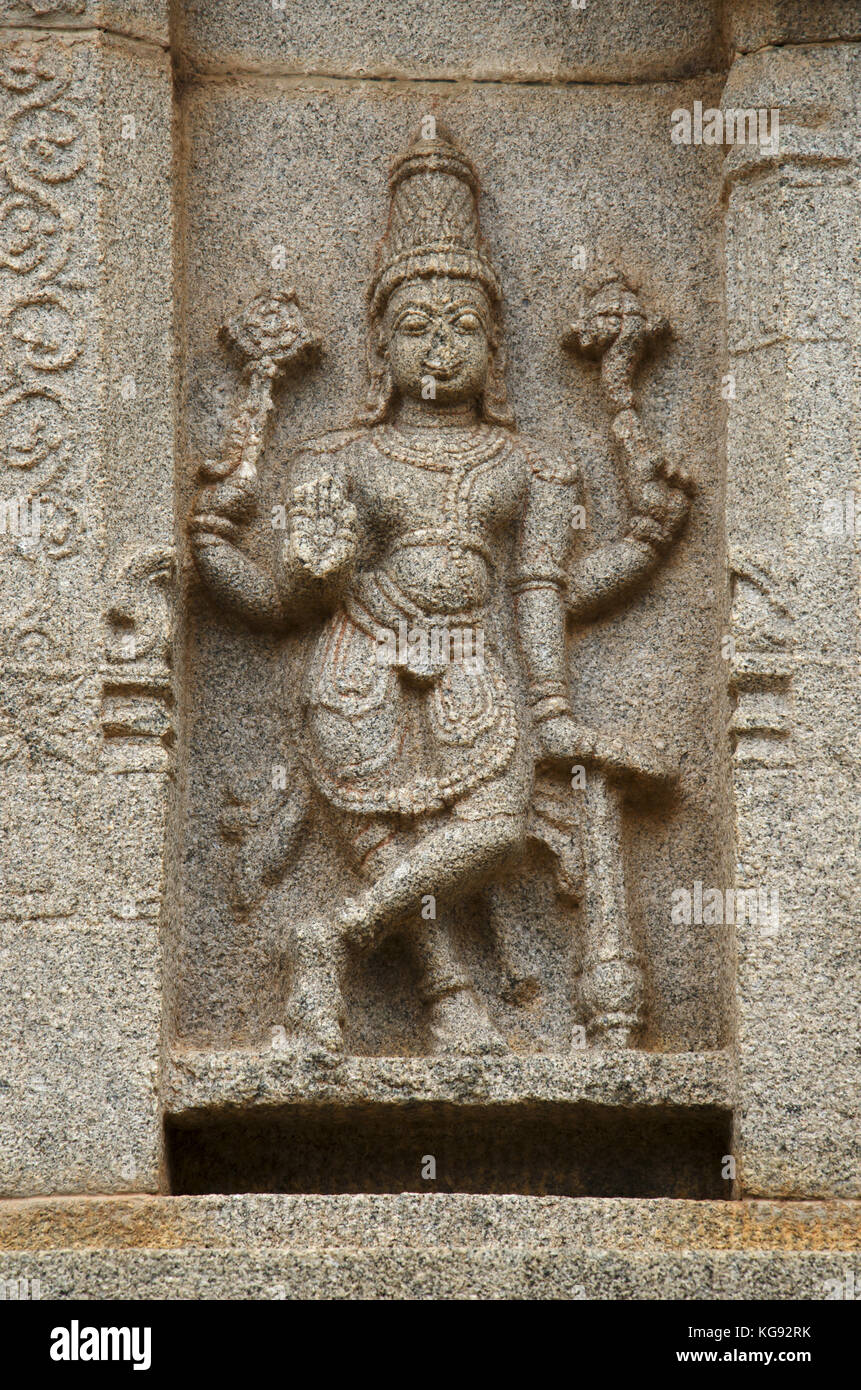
<box><xmin>166</xmin><ymin>1102</ymin><xmax>732</xmax><ymax>1198</ymax></box>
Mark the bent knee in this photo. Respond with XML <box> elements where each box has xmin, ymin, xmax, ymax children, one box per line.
<box><xmin>480</xmin><ymin>812</ymin><xmax>527</xmax><ymax>859</ymax></box>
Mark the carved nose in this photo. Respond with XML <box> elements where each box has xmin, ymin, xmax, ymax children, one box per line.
<box><xmin>425</xmin><ymin>325</ymin><xmax>457</xmax><ymax>369</ymax></box>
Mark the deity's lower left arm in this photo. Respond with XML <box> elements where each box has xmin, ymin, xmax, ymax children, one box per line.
<box><xmin>513</xmin><ymin>448</ymin><xmax>579</xmax><ymax>719</ymax></box>
<box><xmin>514</xmin><ymin>584</ymin><xmax>571</xmax><ymax>722</ymax></box>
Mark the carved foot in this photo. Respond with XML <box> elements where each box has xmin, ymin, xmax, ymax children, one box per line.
<box><xmin>283</xmin><ymin>918</ymin><xmax>346</xmax><ymax>1055</ymax></box>
<box><xmin>427</xmin><ymin>987</ymin><xmax>508</xmax><ymax>1057</ymax></box>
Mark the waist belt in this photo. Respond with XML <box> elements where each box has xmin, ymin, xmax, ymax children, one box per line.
<box><xmin>348</xmin><ymin>566</ymin><xmax>485</xmax><ymax>636</ymax></box>
<box><xmin>386</xmin><ymin>526</ymin><xmax>494</xmax><ymax>569</ymax></box>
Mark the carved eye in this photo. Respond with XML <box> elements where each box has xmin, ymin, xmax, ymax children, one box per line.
<box><xmin>396</xmin><ymin>311</ymin><xmax>432</xmax><ymax>335</ymax></box>
<box><xmin>452</xmin><ymin>311</ymin><xmax>482</xmax><ymax>333</ymax></box>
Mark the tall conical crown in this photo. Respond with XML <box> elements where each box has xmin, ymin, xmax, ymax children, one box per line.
<box><xmin>369</xmin><ymin>125</ymin><xmax>501</xmax><ymax>315</ymax></box>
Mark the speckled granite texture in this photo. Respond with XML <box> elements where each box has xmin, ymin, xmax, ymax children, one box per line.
<box><xmin>0</xmin><ymin>0</ymin><xmax>857</xmax><ymax>1299</ymax></box>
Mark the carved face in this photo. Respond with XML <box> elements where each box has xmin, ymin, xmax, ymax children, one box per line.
<box><xmin>382</xmin><ymin>275</ymin><xmax>491</xmax><ymax>407</ymax></box>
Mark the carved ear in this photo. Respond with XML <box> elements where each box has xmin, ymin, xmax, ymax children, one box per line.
<box><xmin>356</xmin><ymin>321</ymin><xmax>395</xmax><ymax>425</ymax></box>
<box><xmin>482</xmin><ymin>321</ymin><xmax>516</xmax><ymax>428</ymax></box>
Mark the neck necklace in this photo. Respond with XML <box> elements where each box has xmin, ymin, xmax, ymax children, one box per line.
<box><xmin>374</xmin><ymin>423</ymin><xmax>509</xmax><ymax>471</ymax></box>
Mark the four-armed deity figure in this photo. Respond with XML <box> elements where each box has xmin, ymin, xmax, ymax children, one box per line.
<box><xmin>189</xmin><ymin>126</ymin><xmax>692</xmax><ymax>1056</ymax></box>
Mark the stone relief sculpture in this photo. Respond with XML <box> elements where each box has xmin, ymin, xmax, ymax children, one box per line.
<box><xmin>188</xmin><ymin>127</ymin><xmax>693</xmax><ymax>1058</ymax></box>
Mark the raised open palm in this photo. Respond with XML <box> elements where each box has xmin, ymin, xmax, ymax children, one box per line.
<box><xmin>287</xmin><ymin>473</ymin><xmax>359</xmax><ymax>579</ymax></box>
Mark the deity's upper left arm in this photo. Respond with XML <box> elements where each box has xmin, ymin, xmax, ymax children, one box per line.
<box><xmin>513</xmin><ymin>443</ymin><xmax>583</xmax><ymax>592</ymax></box>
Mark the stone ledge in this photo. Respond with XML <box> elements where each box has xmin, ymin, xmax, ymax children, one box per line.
<box><xmin>0</xmin><ymin>2</ymin><xmax>169</xmax><ymax>46</ymax></box>
<box><xmin>1</xmin><ymin>1198</ymin><xmax>859</xmax><ymax>1298</ymax></box>
<box><xmin>2</xmin><ymin>1247</ymin><xmax>858</xmax><ymax>1301</ymax></box>
<box><xmin>2</xmin><ymin>1195</ymin><xmax>859</xmax><ymax>1253</ymax></box>
<box><xmin>164</xmin><ymin>1050</ymin><xmax>735</xmax><ymax>1121</ymax></box>
<box><xmin>172</xmin><ymin>0</ymin><xmax>724</xmax><ymax>85</ymax></box>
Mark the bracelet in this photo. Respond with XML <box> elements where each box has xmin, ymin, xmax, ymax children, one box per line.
<box><xmin>528</xmin><ymin>679</ymin><xmax>569</xmax><ymax>704</ymax></box>
<box><xmin>531</xmin><ymin>696</ymin><xmax>572</xmax><ymax>724</ymax></box>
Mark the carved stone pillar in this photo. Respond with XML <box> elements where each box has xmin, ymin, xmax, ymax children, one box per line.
<box><xmin>722</xmin><ymin>31</ymin><xmax>860</xmax><ymax>1195</ymax></box>
<box><xmin>0</xmin><ymin>1</ymin><xmax>175</xmax><ymax>1193</ymax></box>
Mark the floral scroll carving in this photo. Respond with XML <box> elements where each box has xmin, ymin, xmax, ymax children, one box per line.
<box><xmin>0</xmin><ymin>42</ymin><xmax>89</xmax><ymax>771</ymax></box>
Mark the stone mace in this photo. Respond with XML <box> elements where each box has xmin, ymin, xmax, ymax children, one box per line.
<box><xmin>199</xmin><ymin>286</ymin><xmax>320</xmax><ymax>487</ymax></box>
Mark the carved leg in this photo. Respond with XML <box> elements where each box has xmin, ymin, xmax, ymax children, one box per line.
<box><xmin>277</xmin><ymin>810</ymin><xmax>400</xmax><ymax>1056</ymax></box>
<box><xmin>338</xmin><ymin>813</ymin><xmax>525</xmax><ymax>954</ymax></box>
<box><xmin>362</xmin><ymin>822</ymin><xmax>509</xmax><ymax>1057</ymax></box>
<box><xmin>410</xmin><ymin>909</ymin><xmax>508</xmax><ymax>1056</ymax></box>
<box><xmin>579</xmin><ymin>773</ymin><xmax>644</xmax><ymax>1050</ymax></box>
<box><xmin>282</xmin><ymin>811</ymin><xmax>521</xmax><ymax>1056</ymax></box>
<box><xmin>282</xmin><ymin>915</ymin><xmax>347</xmax><ymax>1055</ymax></box>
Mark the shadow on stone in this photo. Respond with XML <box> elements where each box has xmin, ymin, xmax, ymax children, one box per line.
<box><xmin>166</xmin><ymin>1101</ymin><xmax>731</xmax><ymax>1198</ymax></box>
